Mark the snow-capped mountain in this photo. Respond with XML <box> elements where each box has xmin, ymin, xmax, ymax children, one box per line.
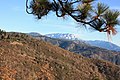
<box><xmin>45</xmin><ymin>33</ymin><xmax>120</xmax><ymax>51</ymax></box>
<box><xmin>45</xmin><ymin>33</ymin><xmax>80</xmax><ymax>40</ymax></box>
<box><xmin>86</xmin><ymin>40</ymin><xmax>120</xmax><ymax>51</ymax></box>
<box><xmin>28</xmin><ymin>32</ymin><xmax>120</xmax><ymax>66</ymax></box>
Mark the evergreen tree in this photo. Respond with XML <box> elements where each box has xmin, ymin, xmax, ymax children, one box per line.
<box><xmin>26</xmin><ymin>0</ymin><xmax>120</xmax><ymax>35</ymax></box>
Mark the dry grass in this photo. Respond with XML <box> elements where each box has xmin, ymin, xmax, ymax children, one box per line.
<box><xmin>0</xmin><ymin>32</ymin><xmax>120</xmax><ymax>80</ymax></box>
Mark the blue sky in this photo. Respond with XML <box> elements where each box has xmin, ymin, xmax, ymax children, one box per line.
<box><xmin>0</xmin><ymin>0</ymin><xmax>120</xmax><ymax>46</ymax></box>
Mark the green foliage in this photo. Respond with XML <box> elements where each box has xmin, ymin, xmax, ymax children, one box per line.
<box><xmin>0</xmin><ymin>29</ymin><xmax>6</xmax><ymax>35</ymax></box>
<box><xmin>104</xmin><ymin>10</ymin><xmax>120</xmax><ymax>26</ymax></box>
<box><xmin>26</xmin><ymin>0</ymin><xmax>120</xmax><ymax>36</ymax></box>
<box><xmin>92</xmin><ymin>76</ymin><xmax>100</xmax><ymax>80</ymax></box>
<box><xmin>29</xmin><ymin>0</ymin><xmax>52</xmax><ymax>19</ymax></box>
<box><xmin>95</xmin><ymin>3</ymin><xmax>109</xmax><ymax>16</ymax></box>
<box><xmin>0</xmin><ymin>29</ymin><xmax>4</xmax><ymax>34</ymax></box>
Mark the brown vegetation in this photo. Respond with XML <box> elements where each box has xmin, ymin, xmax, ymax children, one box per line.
<box><xmin>0</xmin><ymin>32</ymin><xmax>120</xmax><ymax>80</ymax></box>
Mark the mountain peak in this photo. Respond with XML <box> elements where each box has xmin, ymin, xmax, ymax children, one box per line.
<box><xmin>44</xmin><ymin>33</ymin><xmax>120</xmax><ymax>51</ymax></box>
<box><xmin>45</xmin><ymin>33</ymin><xmax>80</xmax><ymax>40</ymax></box>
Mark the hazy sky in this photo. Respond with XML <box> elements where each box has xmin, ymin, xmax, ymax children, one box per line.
<box><xmin>0</xmin><ymin>0</ymin><xmax>120</xmax><ymax>46</ymax></box>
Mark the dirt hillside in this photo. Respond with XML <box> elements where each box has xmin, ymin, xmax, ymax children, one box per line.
<box><xmin>0</xmin><ymin>32</ymin><xmax>120</xmax><ymax>80</ymax></box>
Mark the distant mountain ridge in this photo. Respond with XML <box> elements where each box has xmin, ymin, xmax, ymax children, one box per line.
<box><xmin>28</xmin><ymin>32</ymin><xmax>120</xmax><ymax>66</ymax></box>
<box><xmin>87</xmin><ymin>40</ymin><xmax>120</xmax><ymax>51</ymax></box>
<box><xmin>27</xmin><ymin>32</ymin><xmax>42</xmax><ymax>36</ymax></box>
<box><xmin>45</xmin><ymin>33</ymin><xmax>120</xmax><ymax>51</ymax></box>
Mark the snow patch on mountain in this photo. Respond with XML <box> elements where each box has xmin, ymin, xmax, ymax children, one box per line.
<box><xmin>45</xmin><ymin>33</ymin><xmax>81</xmax><ymax>40</ymax></box>
<box><xmin>45</xmin><ymin>33</ymin><xmax>120</xmax><ymax>51</ymax></box>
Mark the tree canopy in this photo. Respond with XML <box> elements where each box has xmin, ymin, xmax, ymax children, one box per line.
<box><xmin>26</xmin><ymin>0</ymin><xmax>120</xmax><ymax>36</ymax></box>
